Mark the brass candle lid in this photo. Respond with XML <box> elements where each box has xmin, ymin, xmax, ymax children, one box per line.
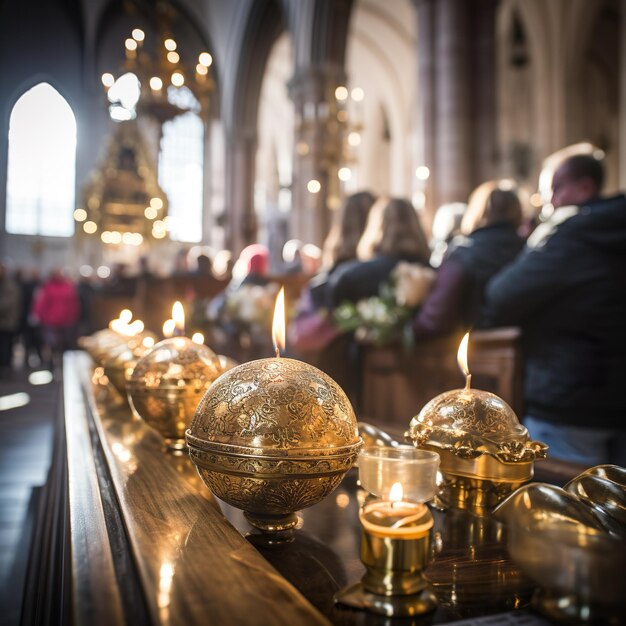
<box><xmin>408</xmin><ymin>333</ymin><xmax>547</xmax><ymax>485</ymax></box>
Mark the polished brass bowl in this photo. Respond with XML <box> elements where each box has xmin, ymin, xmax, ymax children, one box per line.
<box><xmin>186</xmin><ymin>357</ymin><xmax>362</xmax><ymax>533</ymax></box>
<box><xmin>494</xmin><ymin>479</ymin><xmax>626</xmax><ymax>624</ymax></box>
<box><xmin>408</xmin><ymin>388</ymin><xmax>547</xmax><ymax>510</ymax></box>
<box><xmin>127</xmin><ymin>337</ymin><xmax>223</xmax><ymax>453</ymax></box>
<box><xmin>565</xmin><ymin>465</ymin><xmax>626</xmax><ymax>534</ymax></box>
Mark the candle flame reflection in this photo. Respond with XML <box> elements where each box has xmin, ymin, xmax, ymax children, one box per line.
<box><xmin>272</xmin><ymin>286</ymin><xmax>286</xmax><ymax>357</ymax></box>
<box><xmin>192</xmin><ymin>332</ymin><xmax>204</xmax><ymax>345</ymax></box>
<box><xmin>163</xmin><ymin>319</ymin><xmax>175</xmax><ymax>338</ymax></box>
<box><xmin>389</xmin><ymin>482</ymin><xmax>403</xmax><ymax>502</ymax></box>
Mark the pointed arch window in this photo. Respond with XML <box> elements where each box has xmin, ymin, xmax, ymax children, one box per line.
<box><xmin>158</xmin><ymin>86</ymin><xmax>204</xmax><ymax>243</ymax></box>
<box><xmin>6</xmin><ymin>83</ymin><xmax>77</xmax><ymax>237</ymax></box>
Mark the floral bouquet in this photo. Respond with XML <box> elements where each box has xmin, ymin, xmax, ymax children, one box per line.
<box><xmin>205</xmin><ymin>283</ymin><xmax>280</xmax><ymax>353</ymax></box>
<box><xmin>334</xmin><ymin>263</ymin><xmax>434</xmax><ymax>346</ymax></box>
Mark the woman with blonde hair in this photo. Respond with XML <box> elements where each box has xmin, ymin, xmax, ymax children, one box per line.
<box><xmin>328</xmin><ymin>197</ymin><xmax>431</xmax><ymax>305</ymax></box>
<box><xmin>412</xmin><ymin>180</ymin><xmax>525</xmax><ymax>337</ymax></box>
<box><xmin>306</xmin><ymin>191</ymin><xmax>376</xmax><ymax>309</ymax></box>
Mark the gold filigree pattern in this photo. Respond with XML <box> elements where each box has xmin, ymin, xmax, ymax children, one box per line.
<box><xmin>408</xmin><ymin>388</ymin><xmax>547</xmax><ymax>464</ymax></box>
<box><xmin>186</xmin><ymin>357</ymin><xmax>361</xmax><ymax>531</ymax></box>
<box><xmin>190</xmin><ymin>358</ymin><xmax>359</xmax><ymax>449</ymax></box>
<box><xmin>198</xmin><ymin>470</ymin><xmax>345</xmax><ymax>515</ymax></box>
<box><xmin>127</xmin><ymin>337</ymin><xmax>223</xmax><ymax>446</ymax></box>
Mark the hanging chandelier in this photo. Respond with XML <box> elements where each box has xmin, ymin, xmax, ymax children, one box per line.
<box><xmin>101</xmin><ymin>10</ymin><xmax>214</xmax><ymax>125</ymax></box>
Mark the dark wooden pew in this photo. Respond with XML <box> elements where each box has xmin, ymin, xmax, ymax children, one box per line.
<box><xmin>358</xmin><ymin>328</ymin><xmax>523</xmax><ymax>431</ymax></box>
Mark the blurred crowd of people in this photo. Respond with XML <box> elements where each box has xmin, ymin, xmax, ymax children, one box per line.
<box><xmin>1</xmin><ymin>148</ymin><xmax>624</xmax><ymax>465</ymax></box>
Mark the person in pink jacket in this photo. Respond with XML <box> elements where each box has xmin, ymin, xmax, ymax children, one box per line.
<box><xmin>33</xmin><ymin>268</ymin><xmax>80</xmax><ymax>367</ymax></box>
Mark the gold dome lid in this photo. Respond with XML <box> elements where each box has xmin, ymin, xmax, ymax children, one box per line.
<box><xmin>187</xmin><ymin>357</ymin><xmax>360</xmax><ymax>459</ymax></box>
<box><xmin>408</xmin><ymin>387</ymin><xmax>547</xmax><ymax>483</ymax></box>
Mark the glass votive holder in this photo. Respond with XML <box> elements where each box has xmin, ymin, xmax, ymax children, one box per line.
<box><xmin>358</xmin><ymin>446</ymin><xmax>440</xmax><ymax>503</ymax></box>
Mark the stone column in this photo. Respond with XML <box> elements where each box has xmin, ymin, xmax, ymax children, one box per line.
<box><xmin>288</xmin><ymin>66</ymin><xmax>346</xmax><ymax>246</ymax></box>
<box><xmin>435</xmin><ymin>0</ymin><xmax>471</xmax><ymax>205</ymax></box>
<box><xmin>415</xmin><ymin>0</ymin><xmax>437</xmax><ymax>213</ymax></box>
<box><xmin>473</xmin><ymin>0</ymin><xmax>498</xmax><ymax>185</ymax></box>
<box><xmin>224</xmin><ymin>127</ymin><xmax>258</xmax><ymax>254</ymax></box>
<box><xmin>415</xmin><ymin>0</ymin><xmax>497</xmax><ymax>214</ymax></box>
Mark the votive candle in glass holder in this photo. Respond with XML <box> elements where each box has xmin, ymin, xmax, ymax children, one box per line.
<box><xmin>335</xmin><ymin>447</ymin><xmax>440</xmax><ymax>616</ymax></box>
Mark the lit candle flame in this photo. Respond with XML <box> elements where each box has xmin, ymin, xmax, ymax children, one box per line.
<box><xmin>128</xmin><ymin>320</ymin><xmax>144</xmax><ymax>335</ymax></box>
<box><xmin>272</xmin><ymin>286</ymin><xmax>286</xmax><ymax>357</ymax></box>
<box><xmin>389</xmin><ymin>482</ymin><xmax>403</xmax><ymax>503</ymax></box>
<box><xmin>192</xmin><ymin>332</ymin><xmax>204</xmax><ymax>345</ymax></box>
<box><xmin>119</xmin><ymin>309</ymin><xmax>133</xmax><ymax>324</ymax></box>
<box><xmin>172</xmin><ymin>301</ymin><xmax>185</xmax><ymax>335</ymax></box>
<box><xmin>457</xmin><ymin>332</ymin><xmax>471</xmax><ymax>389</ymax></box>
<box><xmin>163</xmin><ymin>319</ymin><xmax>175</xmax><ymax>338</ymax></box>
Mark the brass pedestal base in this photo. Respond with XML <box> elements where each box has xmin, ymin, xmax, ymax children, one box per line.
<box><xmin>335</xmin><ymin>513</ymin><xmax>437</xmax><ymax>617</ymax></box>
<box><xmin>163</xmin><ymin>438</ymin><xmax>187</xmax><ymax>456</ymax></box>
<box><xmin>244</xmin><ymin>511</ymin><xmax>298</xmax><ymax>534</ymax></box>
<box><xmin>335</xmin><ymin>581</ymin><xmax>437</xmax><ymax>617</ymax></box>
<box><xmin>438</xmin><ymin>474</ymin><xmax>523</xmax><ymax>515</ymax></box>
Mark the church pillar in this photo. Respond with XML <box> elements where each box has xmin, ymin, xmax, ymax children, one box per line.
<box><xmin>415</xmin><ymin>0</ymin><xmax>497</xmax><ymax>215</ymax></box>
<box><xmin>224</xmin><ymin>127</ymin><xmax>258</xmax><ymax>255</ymax></box>
<box><xmin>287</xmin><ymin>0</ymin><xmax>352</xmax><ymax>247</ymax></box>
<box><xmin>288</xmin><ymin>66</ymin><xmax>346</xmax><ymax>246</ymax></box>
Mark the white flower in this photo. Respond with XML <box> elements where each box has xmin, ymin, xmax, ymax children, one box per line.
<box><xmin>394</xmin><ymin>263</ymin><xmax>435</xmax><ymax>307</ymax></box>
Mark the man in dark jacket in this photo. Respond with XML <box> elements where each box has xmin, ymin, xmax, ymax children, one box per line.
<box><xmin>482</xmin><ymin>154</ymin><xmax>626</xmax><ymax>465</ymax></box>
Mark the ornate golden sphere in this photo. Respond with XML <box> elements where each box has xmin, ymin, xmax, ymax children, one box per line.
<box><xmin>103</xmin><ymin>342</ymin><xmax>149</xmax><ymax>399</ymax></box>
<box><xmin>127</xmin><ymin>337</ymin><xmax>223</xmax><ymax>452</ymax></box>
<box><xmin>408</xmin><ymin>388</ymin><xmax>547</xmax><ymax>486</ymax></box>
<box><xmin>79</xmin><ymin>329</ymin><xmax>127</xmax><ymax>365</ymax></box>
<box><xmin>186</xmin><ymin>357</ymin><xmax>361</xmax><ymax>533</ymax></box>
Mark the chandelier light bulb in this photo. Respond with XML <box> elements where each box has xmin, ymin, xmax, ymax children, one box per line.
<box><xmin>351</xmin><ymin>87</ymin><xmax>365</xmax><ymax>102</ymax></box>
<box><xmin>335</xmin><ymin>86</ymin><xmax>349</xmax><ymax>101</ymax></box>
<box><xmin>132</xmin><ymin>28</ymin><xmax>145</xmax><ymax>42</ymax></box>
<box><xmin>144</xmin><ymin>206</ymin><xmax>158</xmax><ymax>219</ymax></box>
<box><xmin>338</xmin><ymin>167</ymin><xmax>352</xmax><ymax>182</ymax></box>
<box><xmin>74</xmin><ymin>208</ymin><xmax>87</xmax><ymax>222</ymax></box>
<box><xmin>196</xmin><ymin>64</ymin><xmax>208</xmax><ymax>76</ymax></box>
<box><xmin>101</xmin><ymin>73</ymin><xmax>115</xmax><ymax>88</ymax></box>
<box><xmin>83</xmin><ymin>221</ymin><xmax>97</xmax><ymax>234</ymax></box>
<box><xmin>164</xmin><ymin>38</ymin><xmax>177</xmax><ymax>51</ymax></box>
<box><xmin>307</xmin><ymin>179</ymin><xmax>321</xmax><ymax>194</ymax></box>
<box><xmin>348</xmin><ymin>132</ymin><xmax>361</xmax><ymax>147</ymax></box>
<box><xmin>171</xmin><ymin>72</ymin><xmax>184</xmax><ymax>87</ymax></box>
<box><xmin>150</xmin><ymin>197</ymin><xmax>164</xmax><ymax>209</ymax></box>
<box><xmin>415</xmin><ymin>165</ymin><xmax>430</xmax><ymax>181</ymax></box>
<box><xmin>167</xmin><ymin>51</ymin><xmax>180</xmax><ymax>64</ymax></box>
<box><xmin>149</xmin><ymin>76</ymin><xmax>163</xmax><ymax>90</ymax></box>
<box><xmin>125</xmin><ymin>38</ymin><xmax>138</xmax><ymax>51</ymax></box>
<box><xmin>198</xmin><ymin>52</ymin><xmax>212</xmax><ymax>67</ymax></box>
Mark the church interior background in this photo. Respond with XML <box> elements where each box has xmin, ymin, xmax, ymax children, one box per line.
<box><xmin>0</xmin><ymin>1</ymin><xmax>625</xmax><ymax>625</ymax></box>
<box><xmin>0</xmin><ymin>0</ymin><xmax>623</xmax><ymax>274</ymax></box>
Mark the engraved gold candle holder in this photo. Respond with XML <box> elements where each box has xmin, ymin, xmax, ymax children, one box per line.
<box><xmin>127</xmin><ymin>336</ymin><xmax>223</xmax><ymax>454</ymax></box>
<box><xmin>407</xmin><ymin>333</ymin><xmax>547</xmax><ymax>513</ymax></box>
